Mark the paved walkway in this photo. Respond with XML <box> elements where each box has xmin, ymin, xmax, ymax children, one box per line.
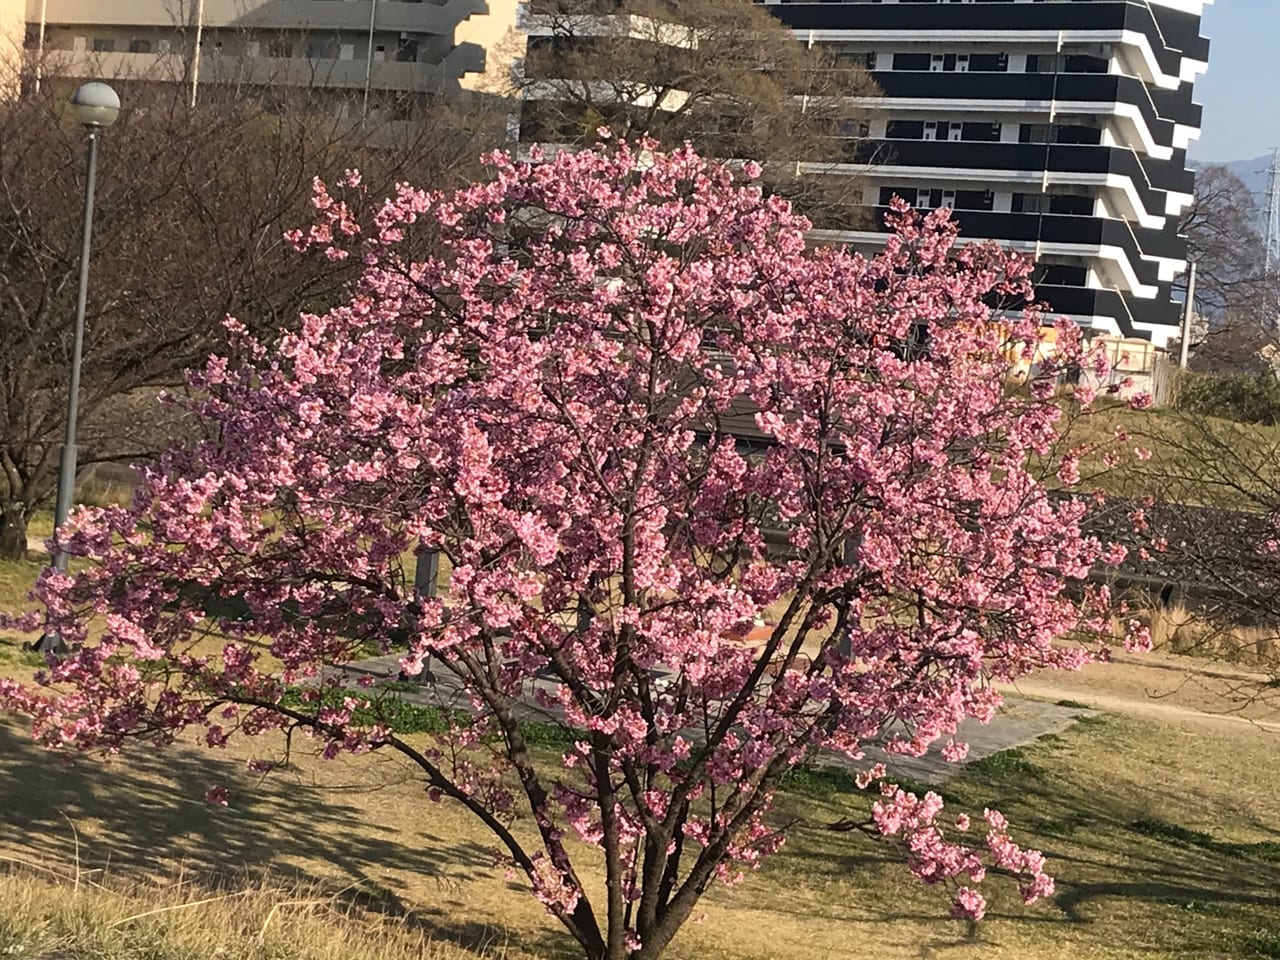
<box><xmin>340</xmin><ymin>654</ymin><xmax>1093</xmax><ymax>784</ymax></box>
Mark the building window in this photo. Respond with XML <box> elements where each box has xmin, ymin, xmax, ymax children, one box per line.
<box><xmin>1020</xmin><ymin>123</ymin><xmax>1054</xmax><ymax>144</ymax></box>
<box><xmin>1013</xmin><ymin>193</ymin><xmax>1094</xmax><ymax>216</ymax></box>
<box><xmin>927</xmin><ymin>53</ymin><xmax>968</xmax><ymax>73</ymax></box>
<box><xmin>1014</xmin><ymin>193</ymin><xmax>1051</xmax><ymax>215</ymax></box>
<box><xmin>892</xmin><ymin>52</ymin><xmax>931</xmax><ymax>71</ymax></box>
<box><xmin>886</xmin><ymin>119</ymin><xmax>925</xmax><ymax>140</ymax></box>
<box><xmin>92</xmin><ymin>38</ymin><xmax>115</xmax><ymax>53</ymax></box>
<box><xmin>879</xmin><ymin>187</ymin><xmax>993</xmax><ymax>213</ymax></box>
<box><xmin>267</xmin><ymin>38</ymin><xmax>293</xmax><ymax>58</ymax></box>
<box><xmin>1037</xmin><ymin>263</ymin><xmax>1089</xmax><ymax>287</ymax></box>
<box><xmin>395</xmin><ymin>37</ymin><xmax>419</xmax><ymax>62</ymax></box>
<box><xmin>1019</xmin><ymin>122</ymin><xmax>1102</xmax><ymax>146</ymax></box>
<box><xmin>961</xmin><ymin>121</ymin><xmax>1001</xmax><ymax>142</ymax></box>
<box><xmin>879</xmin><ymin>187</ymin><xmax>922</xmax><ymax>208</ymax></box>
<box><xmin>836</xmin><ymin>118</ymin><xmax>869</xmax><ymax>139</ymax></box>
<box><xmin>128</xmin><ymin>39</ymin><xmax>152</xmax><ymax>54</ymax></box>
<box><xmin>968</xmin><ymin>53</ymin><xmax>1008</xmax><ymax>72</ymax></box>
<box><xmin>1028</xmin><ymin>53</ymin><xmax>1107</xmax><ymax>74</ymax></box>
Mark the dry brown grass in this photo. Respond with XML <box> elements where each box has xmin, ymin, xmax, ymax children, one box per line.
<box><xmin>1133</xmin><ymin>602</ymin><xmax>1280</xmax><ymax>667</ymax></box>
<box><xmin>0</xmin><ymin>677</ymin><xmax>1277</xmax><ymax>960</ymax></box>
<box><xmin>0</xmin><ymin>861</ymin><xmax>506</xmax><ymax>960</ymax></box>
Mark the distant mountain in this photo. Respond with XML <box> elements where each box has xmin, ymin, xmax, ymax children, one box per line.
<box><xmin>1223</xmin><ymin>153</ymin><xmax>1274</xmax><ymax>206</ymax></box>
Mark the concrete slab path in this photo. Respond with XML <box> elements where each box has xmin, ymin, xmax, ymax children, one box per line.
<box><xmin>339</xmin><ymin>654</ymin><xmax>1094</xmax><ymax>784</ymax></box>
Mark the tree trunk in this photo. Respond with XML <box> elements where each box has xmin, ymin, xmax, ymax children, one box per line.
<box><xmin>0</xmin><ymin>503</ymin><xmax>28</xmax><ymax>560</ymax></box>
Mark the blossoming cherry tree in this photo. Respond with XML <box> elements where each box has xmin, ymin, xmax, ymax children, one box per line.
<box><xmin>2</xmin><ymin>140</ymin><xmax>1141</xmax><ymax>960</ymax></box>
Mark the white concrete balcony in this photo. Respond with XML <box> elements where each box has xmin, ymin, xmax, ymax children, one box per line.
<box><xmin>30</xmin><ymin>0</ymin><xmax>487</xmax><ymax>37</ymax></box>
<box><xmin>51</xmin><ymin>42</ymin><xmax>485</xmax><ymax>91</ymax></box>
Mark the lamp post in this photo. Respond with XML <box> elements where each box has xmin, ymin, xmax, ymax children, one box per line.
<box><xmin>32</xmin><ymin>82</ymin><xmax>121</xmax><ymax>656</ymax></box>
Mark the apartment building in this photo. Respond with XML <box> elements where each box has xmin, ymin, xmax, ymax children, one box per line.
<box><xmin>8</xmin><ymin>0</ymin><xmax>521</xmax><ymax>111</ymax></box>
<box><xmin>770</xmin><ymin>0</ymin><xmax>1212</xmax><ymax>344</ymax></box>
<box><xmin>521</xmin><ymin>0</ymin><xmax>1212</xmax><ymax>345</ymax></box>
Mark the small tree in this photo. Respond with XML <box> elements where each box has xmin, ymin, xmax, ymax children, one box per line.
<box><xmin>514</xmin><ymin>0</ymin><xmax>879</xmax><ymax>224</ymax></box>
<box><xmin>3</xmin><ymin>140</ymin><xmax>1143</xmax><ymax>960</ymax></box>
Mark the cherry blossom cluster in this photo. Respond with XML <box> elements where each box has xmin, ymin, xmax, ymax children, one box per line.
<box><xmin>1</xmin><ymin>137</ymin><xmax>1142</xmax><ymax>960</ymax></box>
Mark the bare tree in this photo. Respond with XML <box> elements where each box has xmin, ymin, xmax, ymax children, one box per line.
<box><xmin>1180</xmin><ymin>164</ymin><xmax>1279</xmax><ymax>326</ymax></box>
<box><xmin>512</xmin><ymin>0</ymin><xmax>879</xmax><ymax>224</ymax></box>
<box><xmin>0</xmin><ymin>77</ymin><xmax>497</xmax><ymax>559</ymax></box>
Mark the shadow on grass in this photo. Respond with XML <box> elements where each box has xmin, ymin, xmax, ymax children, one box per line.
<box><xmin>0</xmin><ymin>721</ymin><xmax>574</xmax><ymax>960</ymax></box>
<box><xmin>761</xmin><ymin>720</ymin><xmax>1280</xmax><ymax>957</ymax></box>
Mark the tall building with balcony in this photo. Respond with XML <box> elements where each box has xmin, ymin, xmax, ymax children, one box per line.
<box><xmin>767</xmin><ymin>0</ymin><xmax>1212</xmax><ymax>344</ymax></box>
<box><xmin>18</xmin><ymin>0</ymin><xmax>521</xmax><ymax>114</ymax></box>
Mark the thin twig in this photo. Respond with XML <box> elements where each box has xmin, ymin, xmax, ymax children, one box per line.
<box><xmin>106</xmin><ymin>891</ymin><xmax>254</xmax><ymax>927</ymax></box>
<box><xmin>60</xmin><ymin>813</ymin><xmax>81</xmax><ymax>893</ymax></box>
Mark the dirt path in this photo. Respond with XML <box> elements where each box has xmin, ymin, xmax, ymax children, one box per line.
<box><xmin>996</xmin><ymin>647</ymin><xmax>1280</xmax><ymax>733</ymax></box>
<box><xmin>998</xmin><ymin>679</ymin><xmax>1280</xmax><ymax>732</ymax></box>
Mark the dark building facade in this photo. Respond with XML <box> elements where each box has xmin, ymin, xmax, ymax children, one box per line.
<box><xmin>767</xmin><ymin>0</ymin><xmax>1212</xmax><ymax>343</ymax></box>
<box><xmin>519</xmin><ymin>0</ymin><xmax>1212</xmax><ymax>344</ymax></box>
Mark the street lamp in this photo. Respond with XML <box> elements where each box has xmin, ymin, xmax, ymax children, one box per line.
<box><xmin>31</xmin><ymin>82</ymin><xmax>120</xmax><ymax>656</ymax></box>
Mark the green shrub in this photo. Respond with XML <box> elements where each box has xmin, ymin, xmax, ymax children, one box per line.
<box><xmin>1178</xmin><ymin>371</ymin><xmax>1280</xmax><ymax>425</ymax></box>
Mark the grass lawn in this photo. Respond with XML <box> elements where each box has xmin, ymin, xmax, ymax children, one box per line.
<box><xmin>1064</xmin><ymin>402</ymin><xmax>1280</xmax><ymax>505</ymax></box>
<box><xmin>0</xmin><ymin>686</ymin><xmax>1277</xmax><ymax>960</ymax></box>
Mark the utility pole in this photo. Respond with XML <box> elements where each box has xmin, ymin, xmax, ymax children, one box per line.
<box><xmin>1179</xmin><ymin>260</ymin><xmax>1196</xmax><ymax>369</ymax></box>
<box><xmin>362</xmin><ymin>0</ymin><xmax>379</xmax><ymax>119</ymax></box>
<box><xmin>1265</xmin><ymin>147</ymin><xmax>1280</xmax><ymax>277</ymax></box>
<box><xmin>190</xmin><ymin>0</ymin><xmax>205</xmax><ymax>107</ymax></box>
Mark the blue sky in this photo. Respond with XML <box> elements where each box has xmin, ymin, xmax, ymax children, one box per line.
<box><xmin>1191</xmin><ymin>0</ymin><xmax>1280</xmax><ymax>162</ymax></box>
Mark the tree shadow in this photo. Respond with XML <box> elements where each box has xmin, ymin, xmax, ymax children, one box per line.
<box><xmin>0</xmin><ymin>722</ymin><xmax>514</xmax><ymax>925</ymax></box>
<box><xmin>754</xmin><ymin>720</ymin><xmax>1280</xmax><ymax>956</ymax></box>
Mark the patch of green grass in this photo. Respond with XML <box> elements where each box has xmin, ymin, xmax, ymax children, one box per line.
<box><xmin>1154</xmin><ymin>897</ymin><xmax>1234</xmax><ymax>918</ymax></box>
<box><xmin>0</xmin><ymin>866</ymin><xmax>499</xmax><ymax>960</ymax></box>
<box><xmin>1241</xmin><ymin>927</ymin><xmax>1280</xmax><ymax>959</ymax></box>
<box><xmin>279</xmin><ymin>685</ymin><xmax>579</xmax><ymax>750</ymax></box>
<box><xmin>1033</xmin><ymin>809</ymin><xmax>1095</xmax><ymax>836</ymax></box>
<box><xmin>1070</xmin><ymin>713</ymin><xmax>1108</xmax><ymax>729</ymax></box>
<box><xmin>0</xmin><ymin>643</ymin><xmax>42</xmax><ymax>667</ymax></box>
<box><xmin>1055</xmin><ymin>699</ymin><xmax>1090</xmax><ymax>709</ymax></box>
<box><xmin>778</xmin><ymin>764</ymin><xmax>859</xmax><ymax>800</ymax></box>
<box><xmin>1129</xmin><ymin>816</ymin><xmax>1216</xmax><ymax>848</ymax></box>
<box><xmin>378</xmin><ymin>679</ymin><xmax>428</xmax><ymax>694</ymax></box>
<box><xmin>0</xmin><ymin>559</ymin><xmax>40</xmax><ymax>609</ymax></box>
<box><xmin>774</xmin><ymin>762</ymin><xmax>965</xmax><ymax>811</ymax></box>
<box><xmin>1226</xmin><ymin>841</ymin><xmax>1280</xmax><ymax>863</ymax></box>
<box><xmin>280</xmin><ymin>685</ymin><xmax>463</xmax><ymax>735</ymax></box>
<box><xmin>1128</xmin><ymin>817</ymin><xmax>1280</xmax><ymax>865</ymax></box>
<box><xmin>965</xmin><ymin>747</ymin><xmax>1047</xmax><ymax>782</ymax></box>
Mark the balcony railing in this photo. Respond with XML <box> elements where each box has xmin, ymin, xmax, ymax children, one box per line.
<box><xmin>848</xmin><ymin>138</ymin><xmax>1194</xmax><ymax>198</ymax></box>
<box><xmin>31</xmin><ymin>0</ymin><xmax>486</xmax><ymax>37</ymax></box>
<box><xmin>771</xmin><ymin>2</ymin><xmax>1208</xmax><ymax>68</ymax></box>
<box><xmin>51</xmin><ymin>44</ymin><xmax>486</xmax><ymax>92</ymax></box>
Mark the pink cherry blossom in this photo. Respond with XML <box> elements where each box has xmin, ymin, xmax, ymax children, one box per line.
<box><xmin>0</xmin><ymin>138</ymin><xmax>1132</xmax><ymax>960</ymax></box>
<box><xmin>204</xmin><ymin>785</ymin><xmax>230</xmax><ymax>806</ymax></box>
